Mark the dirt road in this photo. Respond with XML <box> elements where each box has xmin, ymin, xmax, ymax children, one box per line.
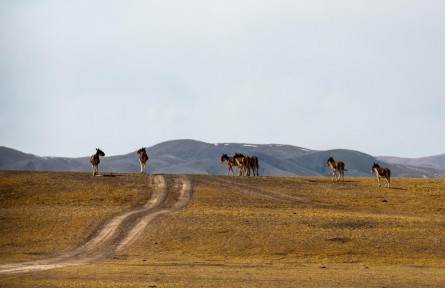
<box><xmin>0</xmin><ymin>175</ymin><xmax>191</xmax><ymax>275</ymax></box>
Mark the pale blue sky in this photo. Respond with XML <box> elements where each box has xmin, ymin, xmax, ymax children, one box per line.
<box><xmin>1</xmin><ymin>0</ymin><xmax>444</xmax><ymax>158</ymax></box>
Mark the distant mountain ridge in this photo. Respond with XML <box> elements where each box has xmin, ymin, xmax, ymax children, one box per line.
<box><xmin>1</xmin><ymin>140</ymin><xmax>444</xmax><ymax>178</ymax></box>
<box><xmin>377</xmin><ymin>154</ymin><xmax>445</xmax><ymax>170</ymax></box>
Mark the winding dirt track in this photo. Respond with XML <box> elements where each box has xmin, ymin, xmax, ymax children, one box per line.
<box><xmin>0</xmin><ymin>175</ymin><xmax>191</xmax><ymax>275</ymax></box>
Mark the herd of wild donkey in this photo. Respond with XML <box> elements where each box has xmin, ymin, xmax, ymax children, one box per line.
<box><xmin>89</xmin><ymin>147</ymin><xmax>392</xmax><ymax>189</ymax></box>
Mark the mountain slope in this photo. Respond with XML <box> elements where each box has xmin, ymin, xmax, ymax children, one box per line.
<box><xmin>378</xmin><ymin>154</ymin><xmax>445</xmax><ymax>170</ymax></box>
<box><xmin>0</xmin><ymin>147</ymin><xmax>39</xmax><ymax>167</ymax></box>
<box><xmin>1</xmin><ymin>140</ymin><xmax>444</xmax><ymax>177</ymax></box>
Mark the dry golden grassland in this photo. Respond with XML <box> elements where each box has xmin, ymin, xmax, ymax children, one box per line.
<box><xmin>0</xmin><ymin>171</ymin><xmax>150</xmax><ymax>263</ymax></box>
<box><xmin>0</xmin><ymin>171</ymin><xmax>444</xmax><ymax>287</ymax></box>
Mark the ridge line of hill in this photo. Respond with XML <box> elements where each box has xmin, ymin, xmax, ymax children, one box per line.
<box><xmin>1</xmin><ymin>140</ymin><xmax>444</xmax><ymax>178</ymax></box>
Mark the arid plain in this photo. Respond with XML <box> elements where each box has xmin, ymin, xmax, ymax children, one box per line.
<box><xmin>0</xmin><ymin>171</ymin><xmax>444</xmax><ymax>287</ymax></box>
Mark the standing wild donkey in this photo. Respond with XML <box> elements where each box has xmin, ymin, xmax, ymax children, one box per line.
<box><xmin>250</xmin><ymin>155</ymin><xmax>259</xmax><ymax>176</ymax></box>
<box><xmin>371</xmin><ymin>162</ymin><xmax>391</xmax><ymax>189</ymax></box>
<box><xmin>220</xmin><ymin>154</ymin><xmax>239</xmax><ymax>175</ymax></box>
<box><xmin>90</xmin><ymin>148</ymin><xmax>105</xmax><ymax>176</ymax></box>
<box><xmin>234</xmin><ymin>153</ymin><xmax>250</xmax><ymax>176</ymax></box>
<box><xmin>221</xmin><ymin>153</ymin><xmax>249</xmax><ymax>176</ymax></box>
<box><xmin>326</xmin><ymin>157</ymin><xmax>347</xmax><ymax>182</ymax></box>
<box><xmin>137</xmin><ymin>147</ymin><xmax>149</xmax><ymax>174</ymax></box>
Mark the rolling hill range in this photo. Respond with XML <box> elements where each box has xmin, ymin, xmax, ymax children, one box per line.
<box><xmin>1</xmin><ymin>140</ymin><xmax>444</xmax><ymax>177</ymax></box>
<box><xmin>377</xmin><ymin>154</ymin><xmax>445</xmax><ymax>170</ymax></box>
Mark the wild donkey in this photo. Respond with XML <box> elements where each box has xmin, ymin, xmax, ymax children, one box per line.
<box><xmin>221</xmin><ymin>153</ymin><xmax>258</xmax><ymax>176</ymax></box>
<box><xmin>250</xmin><ymin>155</ymin><xmax>259</xmax><ymax>176</ymax></box>
<box><xmin>220</xmin><ymin>154</ymin><xmax>239</xmax><ymax>176</ymax></box>
<box><xmin>137</xmin><ymin>147</ymin><xmax>149</xmax><ymax>174</ymax></box>
<box><xmin>371</xmin><ymin>162</ymin><xmax>391</xmax><ymax>189</ymax></box>
<box><xmin>326</xmin><ymin>157</ymin><xmax>347</xmax><ymax>182</ymax></box>
<box><xmin>90</xmin><ymin>148</ymin><xmax>105</xmax><ymax>176</ymax></box>
<box><xmin>221</xmin><ymin>153</ymin><xmax>249</xmax><ymax>176</ymax></box>
<box><xmin>234</xmin><ymin>153</ymin><xmax>250</xmax><ymax>176</ymax></box>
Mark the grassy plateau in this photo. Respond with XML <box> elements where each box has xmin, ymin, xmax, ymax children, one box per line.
<box><xmin>0</xmin><ymin>171</ymin><xmax>444</xmax><ymax>287</ymax></box>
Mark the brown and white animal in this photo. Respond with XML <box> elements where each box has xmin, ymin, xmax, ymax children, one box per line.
<box><xmin>234</xmin><ymin>153</ymin><xmax>250</xmax><ymax>176</ymax></box>
<box><xmin>250</xmin><ymin>155</ymin><xmax>259</xmax><ymax>176</ymax></box>
<box><xmin>137</xmin><ymin>147</ymin><xmax>149</xmax><ymax>174</ymax></box>
<box><xmin>90</xmin><ymin>148</ymin><xmax>105</xmax><ymax>176</ymax></box>
<box><xmin>326</xmin><ymin>157</ymin><xmax>347</xmax><ymax>182</ymax></box>
<box><xmin>220</xmin><ymin>154</ymin><xmax>239</xmax><ymax>176</ymax></box>
<box><xmin>371</xmin><ymin>162</ymin><xmax>391</xmax><ymax>188</ymax></box>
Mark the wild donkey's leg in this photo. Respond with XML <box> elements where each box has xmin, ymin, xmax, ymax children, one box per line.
<box><xmin>140</xmin><ymin>162</ymin><xmax>144</xmax><ymax>174</ymax></box>
<box><xmin>140</xmin><ymin>161</ymin><xmax>147</xmax><ymax>174</ymax></box>
<box><xmin>243</xmin><ymin>165</ymin><xmax>249</xmax><ymax>176</ymax></box>
<box><xmin>333</xmin><ymin>170</ymin><xmax>339</xmax><ymax>182</ymax></box>
<box><xmin>245</xmin><ymin>164</ymin><xmax>250</xmax><ymax>176</ymax></box>
<box><xmin>93</xmin><ymin>165</ymin><xmax>98</xmax><ymax>176</ymax></box>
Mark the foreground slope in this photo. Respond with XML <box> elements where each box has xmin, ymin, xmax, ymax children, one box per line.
<box><xmin>1</xmin><ymin>172</ymin><xmax>444</xmax><ymax>287</ymax></box>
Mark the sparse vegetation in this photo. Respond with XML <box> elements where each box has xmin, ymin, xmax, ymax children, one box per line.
<box><xmin>0</xmin><ymin>171</ymin><xmax>149</xmax><ymax>263</ymax></box>
<box><xmin>1</xmin><ymin>171</ymin><xmax>445</xmax><ymax>287</ymax></box>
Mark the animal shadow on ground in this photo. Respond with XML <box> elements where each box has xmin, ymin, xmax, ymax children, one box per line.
<box><xmin>387</xmin><ymin>187</ymin><xmax>404</xmax><ymax>190</ymax></box>
<box><xmin>310</xmin><ymin>179</ymin><xmax>359</xmax><ymax>183</ymax></box>
<box><xmin>100</xmin><ymin>174</ymin><xmax>124</xmax><ymax>178</ymax></box>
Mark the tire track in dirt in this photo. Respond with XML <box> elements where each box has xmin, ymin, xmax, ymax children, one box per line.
<box><xmin>0</xmin><ymin>175</ymin><xmax>192</xmax><ymax>275</ymax></box>
<box><xmin>200</xmin><ymin>176</ymin><xmax>329</xmax><ymax>206</ymax></box>
<box><xmin>199</xmin><ymin>176</ymin><xmax>432</xmax><ymax>220</ymax></box>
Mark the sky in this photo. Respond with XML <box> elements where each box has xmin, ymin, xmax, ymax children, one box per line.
<box><xmin>1</xmin><ymin>0</ymin><xmax>444</xmax><ymax>158</ymax></box>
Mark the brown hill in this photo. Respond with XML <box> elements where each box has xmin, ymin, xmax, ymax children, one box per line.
<box><xmin>1</xmin><ymin>171</ymin><xmax>444</xmax><ymax>287</ymax></box>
